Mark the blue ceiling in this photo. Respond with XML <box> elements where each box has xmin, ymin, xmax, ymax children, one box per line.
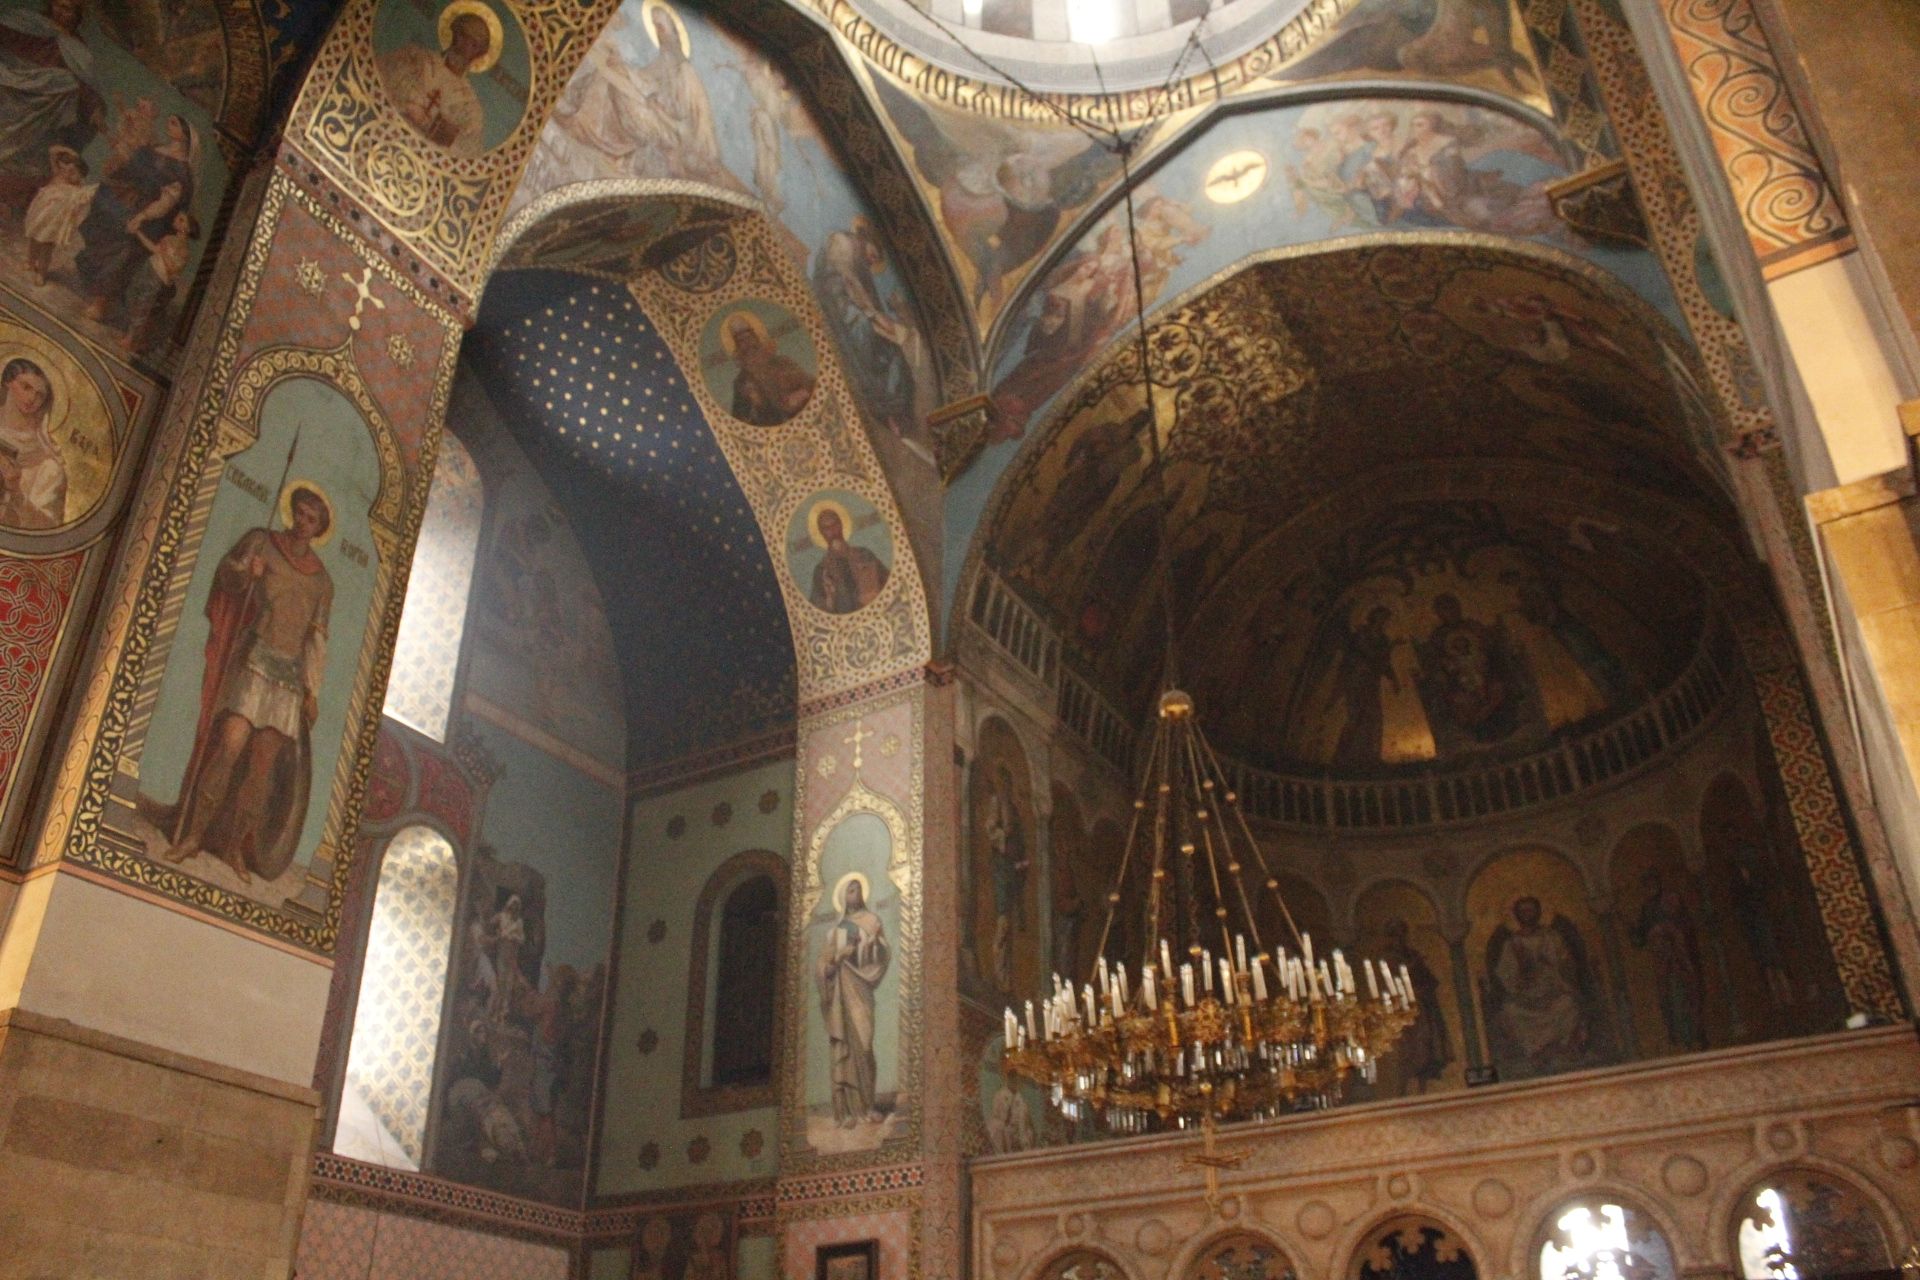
<box><xmin>468</xmin><ymin>268</ymin><xmax>795</xmax><ymax>763</ymax></box>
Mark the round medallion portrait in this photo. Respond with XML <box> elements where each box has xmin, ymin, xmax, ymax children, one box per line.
<box><xmin>0</xmin><ymin>320</ymin><xmax>117</xmax><ymax>534</ymax></box>
<box><xmin>372</xmin><ymin>0</ymin><xmax>530</xmax><ymax>157</ymax></box>
<box><xmin>701</xmin><ymin>300</ymin><xmax>818</xmax><ymax>426</ymax></box>
<box><xmin>787</xmin><ymin>490</ymin><xmax>892</xmax><ymax>616</ymax></box>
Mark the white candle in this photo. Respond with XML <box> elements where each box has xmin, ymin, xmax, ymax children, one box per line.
<box><xmin>1318</xmin><ymin>960</ymin><xmax>1333</xmax><ymax>998</ymax></box>
<box><xmin>1025</xmin><ymin>1000</ymin><xmax>1037</xmax><ymax>1041</ymax></box>
<box><xmin>1097</xmin><ymin>956</ymin><xmax>1110</xmax><ymax>992</ymax></box>
<box><xmin>1235</xmin><ymin>934</ymin><xmax>1249</xmax><ymax>974</ymax></box>
<box><xmin>1201</xmin><ymin>952</ymin><xmax>1214</xmax><ymax>994</ymax></box>
<box><xmin>1219</xmin><ymin>957</ymin><xmax>1235</xmax><ymax>1004</ymax></box>
<box><xmin>1005</xmin><ymin>1008</ymin><xmax>1019</xmax><ymax>1046</ymax></box>
<box><xmin>1399</xmin><ymin>963</ymin><xmax>1415</xmax><ymax>1003</ymax></box>
<box><xmin>1302</xmin><ymin>932</ymin><xmax>1315</xmax><ymax>977</ymax></box>
<box><xmin>1143</xmin><ymin>965</ymin><xmax>1158</xmax><ymax>1009</ymax></box>
<box><xmin>1251</xmin><ymin>955</ymin><xmax>1269</xmax><ymax>1000</ymax></box>
<box><xmin>1116</xmin><ymin>962</ymin><xmax>1129</xmax><ymax>1006</ymax></box>
<box><xmin>1180</xmin><ymin>963</ymin><xmax>1196</xmax><ymax>1008</ymax></box>
<box><xmin>1084</xmin><ymin>984</ymin><xmax>1098</xmax><ymax>1025</ymax></box>
<box><xmin>1332</xmin><ymin>949</ymin><xmax>1347</xmax><ymax>993</ymax></box>
<box><xmin>1364</xmin><ymin>958</ymin><xmax>1380</xmax><ymax>1000</ymax></box>
<box><xmin>1161</xmin><ymin>939</ymin><xmax>1174</xmax><ymax>980</ymax></box>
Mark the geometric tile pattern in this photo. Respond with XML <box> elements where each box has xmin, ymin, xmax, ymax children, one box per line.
<box><xmin>780</xmin><ymin>1204</ymin><xmax>915</xmax><ymax>1280</ymax></box>
<box><xmin>296</xmin><ymin>1199</ymin><xmax>571</xmax><ymax>1280</ymax></box>
<box><xmin>342</xmin><ymin>825</ymin><xmax>460</xmax><ymax>1165</ymax></box>
<box><xmin>384</xmin><ymin>434</ymin><xmax>484</xmax><ymax>741</ymax></box>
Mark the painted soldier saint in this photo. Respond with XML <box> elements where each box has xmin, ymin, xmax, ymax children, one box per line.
<box><xmin>164</xmin><ymin>484</ymin><xmax>333</xmax><ymax>883</ymax></box>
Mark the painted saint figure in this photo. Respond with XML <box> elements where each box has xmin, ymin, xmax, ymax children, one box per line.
<box><xmin>816</xmin><ymin>876</ymin><xmax>889</xmax><ymax>1128</ymax></box>
<box><xmin>985</xmin><ymin>763</ymin><xmax>1028</xmax><ymax>993</ymax></box>
<box><xmin>724</xmin><ymin>312</ymin><xmax>813</xmax><ymax>425</ymax></box>
<box><xmin>1380</xmin><ymin>917</ymin><xmax>1452</xmax><ymax>1092</ymax></box>
<box><xmin>376</xmin><ymin>1</ymin><xmax>497</xmax><ymax>156</ymax></box>
<box><xmin>986</xmin><ymin>1063</ymin><xmax>1035</xmax><ymax>1153</ymax></box>
<box><xmin>1630</xmin><ymin>869</ymin><xmax>1706</xmax><ymax>1052</ymax></box>
<box><xmin>808</xmin><ymin>505</ymin><xmax>887</xmax><ymax>614</ymax></box>
<box><xmin>72</xmin><ymin>111</ymin><xmax>199</xmax><ymax>326</ymax></box>
<box><xmin>163</xmin><ymin>484</ymin><xmax>334</xmax><ymax>883</ymax></box>
<box><xmin>0</xmin><ymin>356</ymin><xmax>67</xmax><ymax>529</ymax></box>
<box><xmin>813</xmin><ymin>217</ymin><xmax>924</xmax><ymax>439</ymax></box>
<box><xmin>1482</xmin><ymin>895</ymin><xmax>1605</xmax><ymax>1078</ymax></box>
<box><xmin>0</xmin><ymin>0</ymin><xmax>100</xmax><ymax>217</ymax></box>
<box><xmin>1334</xmin><ymin>605</ymin><xmax>1399</xmax><ymax>767</ymax></box>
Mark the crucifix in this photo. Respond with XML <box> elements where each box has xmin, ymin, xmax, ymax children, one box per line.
<box><xmin>339</xmin><ymin>266</ymin><xmax>387</xmax><ymax>333</ymax></box>
<box><xmin>843</xmin><ymin>719</ymin><xmax>873</xmax><ymax>772</ymax></box>
<box><xmin>1181</xmin><ymin>1114</ymin><xmax>1249</xmax><ymax>1218</ymax></box>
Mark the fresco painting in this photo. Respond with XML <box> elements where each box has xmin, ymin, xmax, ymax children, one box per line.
<box><xmin>0</xmin><ymin>312</ymin><xmax>113</xmax><ymax>531</ymax></box>
<box><xmin>0</xmin><ymin>0</ymin><xmax>230</xmax><ymax>356</ymax></box>
<box><xmin>966</xmin><ymin>717</ymin><xmax>1039</xmax><ymax>1000</ymax></box>
<box><xmin>373</xmin><ymin>0</ymin><xmax>531</xmax><ymax>157</ymax></box>
<box><xmin>1274</xmin><ymin>0</ymin><xmax>1544</xmax><ymax>101</ymax></box>
<box><xmin>786</xmin><ymin>489</ymin><xmax>891</xmax><ymax>616</ymax></box>
<box><xmin>1354</xmin><ymin>882</ymin><xmax>1461</xmax><ymax>1096</ymax></box>
<box><xmin>514</xmin><ymin>0</ymin><xmax>938</xmax><ymax>469</ymax></box>
<box><xmin>699</xmin><ymin>299</ymin><xmax>817</xmax><ymax>427</ymax></box>
<box><xmin>1467</xmin><ymin>848</ymin><xmax>1614</xmax><ymax>1082</ymax></box>
<box><xmin>976</xmin><ymin>1031</ymin><xmax>1041</xmax><ymax>1155</ymax></box>
<box><xmin>804</xmin><ymin>810</ymin><xmax>903</xmax><ymax>1155</ymax></box>
<box><xmin>868</xmin><ymin>76</ymin><xmax>1125</xmax><ymax>325</ymax></box>
<box><xmin>630</xmin><ymin>1208</ymin><xmax>734</xmax><ymax>1280</ymax></box>
<box><xmin>133</xmin><ymin>378</ymin><xmax>381</xmax><ymax>907</ymax></box>
<box><xmin>1609</xmin><ymin>824</ymin><xmax>1712</xmax><ymax>1058</ymax></box>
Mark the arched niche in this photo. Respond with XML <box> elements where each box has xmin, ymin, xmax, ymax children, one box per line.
<box><xmin>336</xmin><ymin>823</ymin><xmax>461</xmax><ymax>1170</ymax></box>
<box><xmin>1466</xmin><ymin>847</ymin><xmax>1615</xmax><ymax>1081</ymax></box>
<box><xmin>1731</xmin><ymin>1168</ymin><xmax>1897</xmax><ymax>1280</ymax></box>
<box><xmin>1607</xmin><ymin>823</ymin><xmax>1711</xmax><ymax>1058</ymax></box>
<box><xmin>1183</xmin><ymin>1231</ymin><xmax>1297</xmax><ymax>1280</ymax></box>
<box><xmin>1352</xmin><ymin>881</ymin><xmax>1461</xmax><ymax>1096</ymax></box>
<box><xmin>1032</xmin><ymin>1247</ymin><xmax>1131</xmax><ymax>1280</ymax></box>
<box><xmin>1352</xmin><ymin>1215</ymin><xmax>1480</xmax><ymax>1280</ymax></box>
<box><xmin>682</xmin><ymin>848</ymin><xmax>787</xmax><ymax>1115</ymax></box>
<box><xmin>1534</xmin><ymin>1196</ymin><xmax>1679</xmax><ymax>1280</ymax></box>
<box><xmin>968</xmin><ymin>716</ymin><xmax>1042</xmax><ymax>1001</ymax></box>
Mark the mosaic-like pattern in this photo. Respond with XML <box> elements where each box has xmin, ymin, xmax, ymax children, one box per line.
<box><xmin>342</xmin><ymin>824</ymin><xmax>460</xmax><ymax>1165</ymax></box>
<box><xmin>384</xmin><ymin>434</ymin><xmax>483</xmax><ymax>740</ymax></box>
<box><xmin>0</xmin><ymin>550</ymin><xmax>85</xmax><ymax>823</ymax></box>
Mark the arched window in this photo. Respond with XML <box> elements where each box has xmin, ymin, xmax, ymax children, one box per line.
<box><xmin>1354</xmin><ymin>1217</ymin><xmax>1479</xmax><ymax>1280</ymax></box>
<box><xmin>1733</xmin><ymin>1171</ymin><xmax>1893</xmax><ymax>1279</ymax></box>
<box><xmin>383</xmin><ymin>434</ymin><xmax>482</xmax><ymax>740</ymax></box>
<box><xmin>712</xmin><ymin>874</ymin><xmax>779</xmax><ymax>1086</ymax></box>
<box><xmin>1186</xmin><ymin>1233</ymin><xmax>1295</xmax><ymax>1280</ymax></box>
<box><xmin>1538</xmin><ymin>1201</ymin><xmax>1677</xmax><ymax>1280</ymax></box>
<box><xmin>683</xmin><ymin>851</ymin><xmax>785</xmax><ymax>1115</ymax></box>
<box><xmin>336</xmin><ymin>825</ymin><xmax>459</xmax><ymax>1169</ymax></box>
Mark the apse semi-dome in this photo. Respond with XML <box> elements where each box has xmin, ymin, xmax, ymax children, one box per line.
<box><xmin>822</xmin><ymin>0</ymin><xmax>1320</xmax><ymax>94</ymax></box>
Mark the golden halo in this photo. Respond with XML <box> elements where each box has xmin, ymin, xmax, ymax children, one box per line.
<box><xmin>831</xmin><ymin>871</ymin><xmax>871</xmax><ymax>912</ymax></box>
<box><xmin>640</xmin><ymin>0</ymin><xmax>691</xmax><ymax>51</ymax></box>
<box><xmin>439</xmin><ymin>0</ymin><xmax>504</xmax><ymax>74</ymax></box>
<box><xmin>279</xmin><ymin>479</ymin><xmax>338</xmax><ymax>548</ymax></box>
<box><xmin>806</xmin><ymin>497</ymin><xmax>854</xmax><ymax>549</ymax></box>
<box><xmin>0</xmin><ymin>339</ymin><xmax>76</xmax><ymax>450</ymax></box>
<box><xmin>716</xmin><ymin>307</ymin><xmax>771</xmax><ymax>360</ymax></box>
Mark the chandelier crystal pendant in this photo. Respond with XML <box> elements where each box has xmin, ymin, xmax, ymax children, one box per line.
<box><xmin>1003</xmin><ymin>689</ymin><xmax>1419</xmax><ymax>1133</ymax></box>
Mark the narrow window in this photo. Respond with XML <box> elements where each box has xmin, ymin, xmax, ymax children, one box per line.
<box><xmin>712</xmin><ymin>874</ymin><xmax>779</xmax><ymax>1086</ymax></box>
<box><xmin>383</xmin><ymin>435</ymin><xmax>482</xmax><ymax>740</ymax></box>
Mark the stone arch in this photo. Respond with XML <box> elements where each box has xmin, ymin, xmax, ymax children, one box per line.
<box><xmin>1340</xmin><ymin>1210</ymin><xmax>1485</xmax><ymax>1280</ymax></box>
<box><xmin>1174</xmin><ymin>1228</ymin><xmax>1298</xmax><ymax>1280</ymax></box>
<box><xmin>682</xmin><ymin>847</ymin><xmax>788</xmax><ymax>1114</ymax></box>
<box><xmin>1715</xmin><ymin>1160</ymin><xmax>1908</xmax><ymax>1277</ymax></box>
<box><xmin>1026</xmin><ymin>1245</ymin><xmax>1136</xmax><ymax>1280</ymax></box>
<box><xmin>1522</xmin><ymin>1188</ymin><xmax>1686</xmax><ymax>1280</ymax></box>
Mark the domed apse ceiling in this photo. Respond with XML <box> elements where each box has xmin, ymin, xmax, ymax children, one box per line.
<box><xmin>978</xmin><ymin>243</ymin><xmax>1736</xmax><ymax>774</ymax></box>
<box><xmin>467</xmin><ymin>267</ymin><xmax>795</xmax><ymax>763</ymax></box>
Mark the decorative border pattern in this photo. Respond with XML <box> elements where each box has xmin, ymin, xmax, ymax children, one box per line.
<box><xmin>311</xmin><ymin>1153</ymin><xmax>585</xmax><ymax>1243</ymax></box>
<box><xmin>1657</xmin><ymin>0</ymin><xmax>1854</xmax><ymax>278</ymax></box>
<box><xmin>0</xmin><ymin>552</ymin><xmax>87</xmax><ymax>824</ymax></box>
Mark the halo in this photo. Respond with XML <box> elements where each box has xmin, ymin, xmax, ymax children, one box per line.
<box><xmin>831</xmin><ymin>871</ymin><xmax>871</xmax><ymax>912</ymax></box>
<box><xmin>439</xmin><ymin>0</ymin><xmax>504</xmax><ymax>73</ymax></box>
<box><xmin>640</xmin><ymin>0</ymin><xmax>691</xmax><ymax>51</ymax></box>
<box><xmin>716</xmin><ymin>307</ymin><xmax>771</xmax><ymax>360</ymax></box>
<box><xmin>0</xmin><ymin>338</ymin><xmax>77</xmax><ymax>448</ymax></box>
<box><xmin>806</xmin><ymin>497</ymin><xmax>854</xmax><ymax>549</ymax></box>
<box><xmin>279</xmin><ymin>479</ymin><xmax>338</xmax><ymax>548</ymax></box>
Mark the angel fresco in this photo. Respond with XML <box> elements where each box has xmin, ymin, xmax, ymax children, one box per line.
<box><xmin>813</xmin><ymin>216</ymin><xmax>932</xmax><ymax>445</ymax></box>
<box><xmin>1275</xmin><ymin>0</ymin><xmax>1533</xmax><ymax>92</ymax></box>
<box><xmin>1482</xmin><ymin>895</ymin><xmax>1608</xmax><ymax>1079</ymax></box>
<box><xmin>872</xmin><ymin>75</ymin><xmax>1122</xmax><ymax>314</ymax></box>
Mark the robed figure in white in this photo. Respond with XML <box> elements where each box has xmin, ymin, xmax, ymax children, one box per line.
<box><xmin>816</xmin><ymin>876</ymin><xmax>890</xmax><ymax>1128</ymax></box>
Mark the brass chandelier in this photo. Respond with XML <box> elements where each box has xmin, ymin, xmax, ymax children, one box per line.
<box><xmin>997</xmin><ymin>82</ymin><xmax>1417</xmax><ymax>1132</ymax></box>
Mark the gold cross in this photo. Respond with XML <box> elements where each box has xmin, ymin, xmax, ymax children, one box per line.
<box><xmin>843</xmin><ymin>719</ymin><xmax>873</xmax><ymax>771</ymax></box>
<box><xmin>339</xmin><ymin>266</ymin><xmax>387</xmax><ymax>332</ymax></box>
<box><xmin>1181</xmin><ymin>1114</ymin><xmax>1249</xmax><ymax>1218</ymax></box>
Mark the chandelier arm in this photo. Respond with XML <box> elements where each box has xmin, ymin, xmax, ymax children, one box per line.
<box><xmin>1150</xmin><ymin>719</ymin><xmax>1176</xmax><ymax>965</ymax></box>
<box><xmin>1214</xmin><ymin>798</ymin><xmax>1269</xmax><ymax>961</ymax></box>
<box><xmin>1179</xmin><ymin>725</ymin><xmax>1239</xmax><ymax>967</ymax></box>
<box><xmin>1090</xmin><ymin>719</ymin><xmax>1167</xmax><ymax>973</ymax></box>
<box><xmin>1196</xmin><ymin>727</ymin><xmax>1306</xmax><ymax>953</ymax></box>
